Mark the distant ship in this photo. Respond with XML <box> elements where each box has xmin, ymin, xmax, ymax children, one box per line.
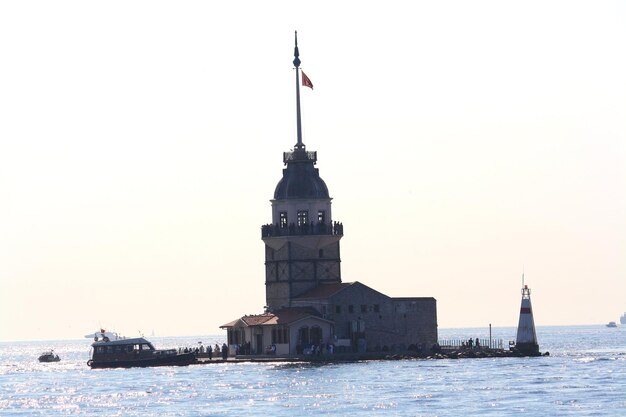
<box><xmin>621</xmin><ymin>313</ymin><xmax>626</xmax><ymax>325</ymax></box>
<box><xmin>606</xmin><ymin>321</ymin><xmax>617</xmax><ymax>328</ymax></box>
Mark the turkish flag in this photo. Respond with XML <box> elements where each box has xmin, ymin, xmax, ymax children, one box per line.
<box><xmin>301</xmin><ymin>71</ymin><xmax>313</xmax><ymax>89</ymax></box>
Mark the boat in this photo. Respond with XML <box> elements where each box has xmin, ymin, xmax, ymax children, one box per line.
<box><xmin>606</xmin><ymin>321</ymin><xmax>617</xmax><ymax>328</ymax></box>
<box><xmin>87</xmin><ymin>336</ymin><xmax>196</xmax><ymax>369</ymax></box>
<box><xmin>38</xmin><ymin>350</ymin><xmax>60</xmax><ymax>362</ymax></box>
<box><xmin>84</xmin><ymin>329</ymin><xmax>124</xmax><ymax>341</ymax></box>
<box><xmin>621</xmin><ymin>313</ymin><xmax>626</xmax><ymax>325</ymax></box>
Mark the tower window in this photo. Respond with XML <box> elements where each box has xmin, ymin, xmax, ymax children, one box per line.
<box><xmin>279</xmin><ymin>212</ymin><xmax>288</xmax><ymax>228</ymax></box>
<box><xmin>318</xmin><ymin>210</ymin><xmax>326</xmax><ymax>223</ymax></box>
<box><xmin>348</xmin><ymin>305</ymin><xmax>354</xmax><ymax>314</ymax></box>
<box><xmin>319</xmin><ymin>249</ymin><xmax>324</xmax><ymax>258</ymax></box>
<box><xmin>297</xmin><ymin>210</ymin><xmax>309</xmax><ymax>226</ymax></box>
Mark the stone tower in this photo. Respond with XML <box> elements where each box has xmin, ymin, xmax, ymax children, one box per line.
<box><xmin>260</xmin><ymin>33</ymin><xmax>343</xmax><ymax>311</ymax></box>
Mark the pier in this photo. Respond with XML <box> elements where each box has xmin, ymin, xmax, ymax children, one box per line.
<box><xmin>438</xmin><ymin>338</ymin><xmax>504</xmax><ymax>351</ymax></box>
<box><xmin>189</xmin><ymin>345</ymin><xmax>546</xmax><ymax>366</ymax></box>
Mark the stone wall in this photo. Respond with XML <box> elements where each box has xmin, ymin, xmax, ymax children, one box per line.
<box><xmin>293</xmin><ymin>282</ymin><xmax>438</xmax><ymax>352</ymax></box>
<box><xmin>264</xmin><ymin>239</ymin><xmax>342</xmax><ymax>310</ymax></box>
<box><xmin>390</xmin><ymin>297</ymin><xmax>438</xmax><ymax>351</ymax></box>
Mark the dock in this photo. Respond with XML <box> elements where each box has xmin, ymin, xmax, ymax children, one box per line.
<box><xmin>189</xmin><ymin>347</ymin><xmax>547</xmax><ymax>365</ymax></box>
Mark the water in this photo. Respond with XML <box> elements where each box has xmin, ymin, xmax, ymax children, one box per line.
<box><xmin>1</xmin><ymin>326</ymin><xmax>624</xmax><ymax>416</ymax></box>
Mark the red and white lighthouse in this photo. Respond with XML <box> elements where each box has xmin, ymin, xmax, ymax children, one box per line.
<box><xmin>514</xmin><ymin>276</ymin><xmax>540</xmax><ymax>356</ymax></box>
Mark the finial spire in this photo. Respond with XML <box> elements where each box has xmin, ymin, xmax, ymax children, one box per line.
<box><xmin>294</xmin><ymin>31</ymin><xmax>304</xmax><ymax>150</ymax></box>
<box><xmin>293</xmin><ymin>31</ymin><xmax>301</xmax><ymax>68</ymax></box>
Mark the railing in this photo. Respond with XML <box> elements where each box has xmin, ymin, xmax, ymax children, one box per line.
<box><xmin>261</xmin><ymin>221</ymin><xmax>343</xmax><ymax>238</ymax></box>
<box><xmin>438</xmin><ymin>338</ymin><xmax>504</xmax><ymax>350</ymax></box>
<box><xmin>283</xmin><ymin>150</ymin><xmax>317</xmax><ymax>164</ymax></box>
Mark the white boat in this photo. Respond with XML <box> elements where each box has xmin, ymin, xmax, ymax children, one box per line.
<box><xmin>84</xmin><ymin>329</ymin><xmax>124</xmax><ymax>341</ymax></box>
<box><xmin>606</xmin><ymin>321</ymin><xmax>617</xmax><ymax>328</ymax></box>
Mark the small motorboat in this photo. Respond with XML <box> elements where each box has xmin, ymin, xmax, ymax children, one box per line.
<box><xmin>606</xmin><ymin>321</ymin><xmax>617</xmax><ymax>328</ymax></box>
<box><xmin>38</xmin><ymin>350</ymin><xmax>60</xmax><ymax>362</ymax></box>
<box><xmin>87</xmin><ymin>336</ymin><xmax>196</xmax><ymax>369</ymax></box>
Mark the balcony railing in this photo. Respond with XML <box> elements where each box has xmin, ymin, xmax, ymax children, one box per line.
<box><xmin>283</xmin><ymin>150</ymin><xmax>317</xmax><ymax>164</ymax></box>
<box><xmin>261</xmin><ymin>221</ymin><xmax>343</xmax><ymax>238</ymax></box>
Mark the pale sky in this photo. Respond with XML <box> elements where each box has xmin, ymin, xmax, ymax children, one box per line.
<box><xmin>1</xmin><ymin>1</ymin><xmax>625</xmax><ymax>341</ymax></box>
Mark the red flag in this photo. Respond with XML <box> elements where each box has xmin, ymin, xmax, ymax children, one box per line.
<box><xmin>301</xmin><ymin>71</ymin><xmax>313</xmax><ymax>89</ymax></box>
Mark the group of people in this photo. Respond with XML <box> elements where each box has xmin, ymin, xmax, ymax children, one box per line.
<box><xmin>261</xmin><ymin>221</ymin><xmax>344</xmax><ymax>237</ymax></box>
<box><xmin>298</xmin><ymin>342</ymin><xmax>334</xmax><ymax>356</ymax></box>
<box><xmin>179</xmin><ymin>342</ymin><xmax>229</xmax><ymax>360</ymax></box>
<box><xmin>461</xmin><ymin>338</ymin><xmax>481</xmax><ymax>350</ymax></box>
<box><xmin>235</xmin><ymin>341</ymin><xmax>252</xmax><ymax>355</ymax></box>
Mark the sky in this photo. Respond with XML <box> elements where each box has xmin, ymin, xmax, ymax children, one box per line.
<box><xmin>1</xmin><ymin>1</ymin><xmax>625</xmax><ymax>341</ymax></box>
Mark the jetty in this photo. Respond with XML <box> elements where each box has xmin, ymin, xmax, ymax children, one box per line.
<box><xmin>189</xmin><ymin>347</ymin><xmax>545</xmax><ymax>365</ymax></box>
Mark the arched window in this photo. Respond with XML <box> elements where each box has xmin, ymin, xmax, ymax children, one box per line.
<box><xmin>298</xmin><ymin>326</ymin><xmax>310</xmax><ymax>346</ymax></box>
<box><xmin>297</xmin><ymin>210</ymin><xmax>309</xmax><ymax>226</ymax></box>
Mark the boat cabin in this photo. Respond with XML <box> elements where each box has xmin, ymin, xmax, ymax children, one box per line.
<box><xmin>91</xmin><ymin>337</ymin><xmax>176</xmax><ymax>361</ymax></box>
<box><xmin>88</xmin><ymin>336</ymin><xmax>195</xmax><ymax>369</ymax></box>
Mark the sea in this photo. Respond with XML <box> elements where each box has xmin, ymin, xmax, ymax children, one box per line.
<box><xmin>0</xmin><ymin>325</ymin><xmax>624</xmax><ymax>416</ymax></box>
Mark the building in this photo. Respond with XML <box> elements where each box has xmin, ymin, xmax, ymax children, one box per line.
<box><xmin>221</xmin><ymin>33</ymin><xmax>437</xmax><ymax>356</ymax></box>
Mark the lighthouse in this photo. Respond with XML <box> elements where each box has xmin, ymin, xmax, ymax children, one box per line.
<box><xmin>514</xmin><ymin>277</ymin><xmax>540</xmax><ymax>356</ymax></box>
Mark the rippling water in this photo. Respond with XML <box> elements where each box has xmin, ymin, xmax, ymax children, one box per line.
<box><xmin>1</xmin><ymin>326</ymin><xmax>624</xmax><ymax>416</ymax></box>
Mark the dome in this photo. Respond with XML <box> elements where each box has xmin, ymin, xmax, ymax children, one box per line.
<box><xmin>273</xmin><ymin>160</ymin><xmax>329</xmax><ymax>200</ymax></box>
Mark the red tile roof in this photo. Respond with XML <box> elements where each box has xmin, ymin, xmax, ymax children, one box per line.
<box><xmin>220</xmin><ymin>318</ymin><xmax>240</xmax><ymax>328</ymax></box>
<box><xmin>220</xmin><ymin>307</ymin><xmax>331</xmax><ymax>328</ymax></box>
<box><xmin>241</xmin><ymin>314</ymin><xmax>275</xmax><ymax>326</ymax></box>
<box><xmin>264</xmin><ymin>307</ymin><xmax>324</xmax><ymax>325</ymax></box>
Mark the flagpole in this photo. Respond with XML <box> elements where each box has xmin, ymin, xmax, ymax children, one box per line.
<box><xmin>293</xmin><ymin>31</ymin><xmax>304</xmax><ymax>150</ymax></box>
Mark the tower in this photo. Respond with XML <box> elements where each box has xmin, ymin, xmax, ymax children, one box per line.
<box><xmin>261</xmin><ymin>32</ymin><xmax>343</xmax><ymax>311</ymax></box>
<box><xmin>514</xmin><ymin>277</ymin><xmax>540</xmax><ymax>356</ymax></box>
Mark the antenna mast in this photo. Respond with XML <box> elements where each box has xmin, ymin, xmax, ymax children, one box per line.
<box><xmin>293</xmin><ymin>31</ymin><xmax>304</xmax><ymax>150</ymax></box>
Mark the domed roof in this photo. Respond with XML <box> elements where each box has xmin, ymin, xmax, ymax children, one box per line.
<box><xmin>274</xmin><ymin>159</ymin><xmax>329</xmax><ymax>200</ymax></box>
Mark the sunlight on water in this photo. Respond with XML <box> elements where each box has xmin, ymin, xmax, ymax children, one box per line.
<box><xmin>0</xmin><ymin>327</ymin><xmax>625</xmax><ymax>416</ymax></box>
